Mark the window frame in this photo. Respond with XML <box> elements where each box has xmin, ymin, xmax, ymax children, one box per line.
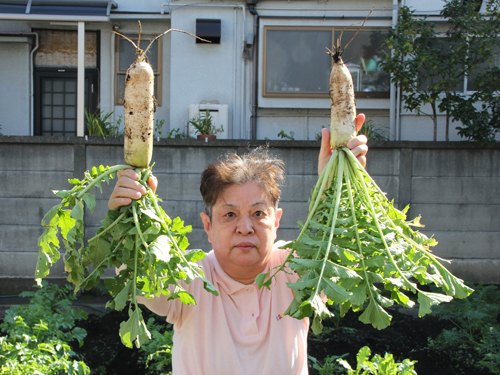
<box><xmin>114</xmin><ymin>34</ymin><xmax>162</xmax><ymax>106</ymax></box>
<box><xmin>465</xmin><ymin>38</ymin><xmax>500</xmax><ymax>93</ymax></box>
<box><xmin>262</xmin><ymin>26</ymin><xmax>391</xmax><ymax>99</ymax></box>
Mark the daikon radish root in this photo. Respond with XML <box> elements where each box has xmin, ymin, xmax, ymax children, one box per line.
<box><xmin>35</xmin><ymin>23</ymin><xmax>217</xmax><ymax>349</ymax></box>
<box><xmin>257</xmin><ymin>10</ymin><xmax>473</xmax><ymax>334</ymax></box>
<box><xmin>116</xmin><ymin>22</ymin><xmax>209</xmax><ymax>167</ymax></box>
<box><xmin>123</xmin><ymin>59</ymin><xmax>155</xmax><ymax>167</ymax></box>
<box><xmin>328</xmin><ymin>43</ymin><xmax>357</xmax><ymax>149</ymax></box>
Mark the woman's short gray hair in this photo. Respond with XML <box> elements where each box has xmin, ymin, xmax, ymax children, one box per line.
<box><xmin>200</xmin><ymin>147</ymin><xmax>286</xmax><ymax>217</ymax></box>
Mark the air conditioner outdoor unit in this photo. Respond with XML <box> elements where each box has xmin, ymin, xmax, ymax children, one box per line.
<box><xmin>188</xmin><ymin>103</ymin><xmax>229</xmax><ymax>139</ymax></box>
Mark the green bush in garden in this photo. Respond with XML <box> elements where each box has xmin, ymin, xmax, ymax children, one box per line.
<box><xmin>0</xmin><ymin>282</ymin><xmax>90</xmax><ymax>375</ymax></box>
<box><xmin>310</xmin><ymin>346</ymin><xmax>417</xmax><ymax>375</ymax></box>
<box><xmin>138</xmin><ymin>318</ymin><xmax>174</xmax><ymax>375</ymax></box>
<box><xmin>429</xmin><ymin>284</ymin><xmax>500</xmax><ymax>374</ymax></box>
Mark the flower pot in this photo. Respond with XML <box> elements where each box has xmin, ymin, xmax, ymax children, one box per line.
<box><xmin>197</xmin><ymin>134</ymin><xmax>217</xmax><ymax>140</ymax></box>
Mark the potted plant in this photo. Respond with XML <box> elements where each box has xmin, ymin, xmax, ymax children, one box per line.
<box><xmin>189</xmin><ymin>110</ymin><xmax>224</xmax><ymax>139</ymax></box>
<box><xmin>85</xmin><ymin>109</ymin><xmax>123</xmax><ymax>137</ymax></box>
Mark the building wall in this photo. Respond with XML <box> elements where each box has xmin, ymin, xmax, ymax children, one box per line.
<box><xmin>170</xmin><ymin>4</ymin><xmax>251</xmax><ymax>139</ymax></box>
<box><xmin>0</xmin><ymin>137</ymin><xmax>498</xmax><ymax>294</ymax></box>
<box><xmin>0</xmin><ymin>0</ymin><xmax>497</xmax><ymax>142</ymax></box>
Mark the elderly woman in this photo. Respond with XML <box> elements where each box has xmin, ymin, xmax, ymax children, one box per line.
<box><xmin>108</xmin><ymin>119</ymin><xmax>368</xmax><ymax>375</ymax></box>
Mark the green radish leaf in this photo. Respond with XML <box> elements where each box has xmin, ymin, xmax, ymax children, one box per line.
<box><xmin>82</xmin><ymin>193</ymin><xmax>96</xmax><ymax>214</ymax></box>
<box><xmin>41</xmin><ymin>203</ymin><xmax>62</xmax><ymax>227</ymax></box>
<box><xmin>255</xmin><ymin>272</ymin><xmax>272</xmax><ymax>289</ymax></box>
<box><xmin>169</xmin><ymin>286</ymin><xmax>196</xmax><ymax>305</ymax></box>
<box><xmin>140</xmin><ymin>207</ymin><xmax>163</xmax><ymax>222</ymax></box>
<box><xmin>440</xmin><ymin>270</ymin><xmax>474</xmax><ymax>298</ymax></box>
<box><xmin>349</xmin><ymin>283</ymin><xmax>369</xmax><ymax>306</ymax></box>
<box><xmin>391</xmin><ymin>290</ymin><xmax>415</xmax><ymax>308</ymax></box>
<box><xmin>68</xmin><ymin>178</ymin><xmax>81</xmax><ymax>185</ymax></box>
<box><xmin>114</xmin><ymin>281</ymin><xmax>132</xmax><ymax>311</ymax></box>
<box><xmin>322</xmin><ymin>277</ymin><xmax>351</xmax><ymax>304</ymax></box>
<box><xmin>150</xmin><ymin>235</ymin><xmax>171</xmax><ymax>263</ymax></box>
<box><xmin>200</xmin><ymin>277</ymin><xmax>219</xmax><ymax>296</ymax></box>
<box><xmin>119</xmin><ymin>307</ymin><xmax>151</xmax><ymax>349</ymax></box>
<box><xmin>58</xmin><ymin>210</ymin><xmax>75</xmax><ymax>240</ymax></box>
<box><xmin>70</xmin><ymin>200</ymin><xmax>84</xmax><ymax>221</ymax></box>
<box><xmin>417</xmin><ymin>290</ymin><xmax>453</xmax><ymax>317</ymax></box>
<box><xmin>358</xmin><ymin>299</ymin><xmax>392</xmax><ymax>330</ymax></box>
<box><xmin>308</xmin><ymin>294</ymin><xmax>332</xmax><ymax>320</ymax></box>
<box><xmin>88</xmin><ymin>237</ymin><xmax>111</xmax><ymax>266</ymax></box>
<box><xmin>54</xmin><ymin>190</ymin><xmax>73</xmax><ymax>199</ymax></box>
<box><xmin>311</xmin><ymin>313</ymin><xmax>324</xmax><ymax>335</ymax></box>
<box><xmin>184</xmin><ymin>249</ymin><xmax>206</xmax><ymax>263</ymax></box>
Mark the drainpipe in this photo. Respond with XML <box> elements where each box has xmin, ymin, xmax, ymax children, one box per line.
<box><xmin>396</xmin><ymin>0</ymin><xmax>406</xmax><ymax>140</ymax></box>
<box><xmin>247</xmin><ymin>0</ymin><xmax>259</xmax><ymax>140</ymax></box>
<box><xmin>77</xmin><ymin>21</ymin><xmax>85</xmax><ymax>137</ymax></box>
<box><xmin>29</xmin><ymin>32</ymin><xmax>39</xmax><ymax>136</ymax></box>
<box><xmin>390</xmin><ymin>0</ymin><xmax>399</xmax><ymax>140</ymax></box>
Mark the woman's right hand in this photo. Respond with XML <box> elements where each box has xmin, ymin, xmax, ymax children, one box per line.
<box><xmin>108</xmin><ymin>169</ymin><xmax>158</xmax><ymax>210</ymax></box>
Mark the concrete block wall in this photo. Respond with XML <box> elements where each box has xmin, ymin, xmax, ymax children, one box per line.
<box><xmin>1</xmin><ymin>137</ymin><xmax>498</xmax><ymax>293</ymax></box>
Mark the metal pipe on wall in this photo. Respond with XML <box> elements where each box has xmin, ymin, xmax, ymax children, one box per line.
<box><xmin>390</xmin><ymin>0</ymin><xmax>399</xmax><ymax>140</ymax></box>
<box><xmin>248</xmin><ymin>3</ymin><xmax>259</xmax><ymax>140</ymax></box>
<box><xmin>77</xmin><ymin>21</ymin><xmax>85</xmax><ymax>137</ymax></box>
<box><xmin>29</xmin><ymin>32</ymin><xmax>39</xmax><ymax>136</ymax></box>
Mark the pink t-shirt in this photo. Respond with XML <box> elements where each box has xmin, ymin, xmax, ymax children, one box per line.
<box><xmin>137</xmin><ymin>242</ymin><xmax>310</xmax><ymax>375</ymax></box>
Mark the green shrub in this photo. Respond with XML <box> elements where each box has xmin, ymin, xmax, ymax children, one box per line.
<box><xmin>138</xmin><ymin>317</ymin><xmax>174</xmax><ymax>375</ymax></box>
<box><xmin>311</xmin><ymin>346</ymin><xmax>417</xmax><ymax>375</ymax></box>
<box><xmin>429</xmin><ymin>283</ymin><xmax>500</xmax><ymax>373</ymax></box>
<box><xmin>85</xmin><ymin>109</ymin><xmax>123</xmax><ymax>137</ymax></box>
<box><xmin>0</xmin><ymin>282</ymin><xmax>90</xmax><ymax>375</ymax></box>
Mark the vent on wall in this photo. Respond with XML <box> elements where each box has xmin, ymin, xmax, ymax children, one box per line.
<box><xmin>188</xmin><ymin>103</ymin><xmax>229</xmax><ymax>139</ymax></box>
<box><xmin>196</xmin><ymin>19</ymin><xmax>221</xmax><ymax>44</ymax></box>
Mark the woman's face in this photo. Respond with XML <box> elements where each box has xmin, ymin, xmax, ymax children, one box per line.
<box><xmin>200</xmin><ymin>182</ymin><xmax>282</xmax><ymax>284</ymax></box>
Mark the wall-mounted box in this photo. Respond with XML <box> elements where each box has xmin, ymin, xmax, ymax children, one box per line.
<box><xmin>196</xmin><ymin>19</ymin><xmax>221</xmax><ymax>44</ymax></box>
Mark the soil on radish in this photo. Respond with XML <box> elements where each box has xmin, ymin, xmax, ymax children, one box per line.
<box><xmin>68</xmin><ymin>305</ymin><xmax>487</xmax><ymax>375</ymax></box>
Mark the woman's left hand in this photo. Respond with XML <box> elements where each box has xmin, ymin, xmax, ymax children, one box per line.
<box><xmin>318</xmin><ymin>113</ymin><xmax>368</xmax><ymax>175</ymax></box>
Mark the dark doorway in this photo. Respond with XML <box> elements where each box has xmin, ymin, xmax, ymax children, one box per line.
<box><xmin>34</xmin><ymin>68</ymin><xmax>97</xmax><ymax>136</ymax></box>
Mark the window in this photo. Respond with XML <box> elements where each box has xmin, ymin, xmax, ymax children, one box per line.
<box><xmin>263</xmin><ymin>26</ymin><xmax>390</xmax><ymax>98</ymax></box>
<box><xmin>417</xmin><ymin>37</ymin><xmax>465</xmax><ymax>93</ymax></box>
<box><xmin>415</xmin><ymin>37</ymin><xmax>500</xmax><ymax>93</ymax></box>
<box><xmin>115</xmin><ymin>35</ymin><xmax>162</xmax><ymax>106</ymax></box>
<box><xmin>467</xmin><ymin>43</ymin><xmax>500</xmax><ymax>91</ymax></box>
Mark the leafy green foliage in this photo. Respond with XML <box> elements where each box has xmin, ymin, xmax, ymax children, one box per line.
<box><xmin>189</xmin><ymin>110</ymin><xmax>223</xmax><ymax>136</ymax></box>
<box><xmin>257</xmin><ymin>148</ymin><xmax>473</xmax><ymax>333</ymax></box>
<box><xmin>429</xmin><ymin>283</ymin><xmax>500</xmax><ymax>373</ymax></box>
<box><xmin>138</xmin><ymin>318</ymin><xmax>174</xmax><ymax>374</ymax></box>
<box><xmin>337</xmin><ymin>346</ymin><xmax>417</xmax><ymax>375</ymax></box>
<box><xmin>154</xmin><ymin>119</ymin><xmax>165</xmax><ymax>138</ymax></box>
<box><xmin>310</xmin><ymin>346</ymin><xmax>417</xmax><ymax>375</ymax></box>
<box><xmin>278</xmin><ymin>130</ymin><xmax>296</xmax><ymax>140</ymax></box>
<box><xmin>35</xmin><ymin>165</ymin><xmax>218</xmax><ymax>348</ymax></box>
<box><xmin>309</xmin><ymin>353</ymin><xmax>349</xmax><ymax>375</ymax></box>
<box><xmin>85</xmin><ymin>109</ymin><xmax>123</xmax><ymax>137</ymax></box>
<box><xmin>356</xmin><ymin>120</ymin><xmax>393</xmax><ymax>141</ymax></box>
<box><xmin>0</xmin><ymin>282</ymin><xmax>90</xmax><ymax>375</ymax></box>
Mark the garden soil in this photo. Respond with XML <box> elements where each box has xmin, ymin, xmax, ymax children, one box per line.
<box><xmin>71</xmin><ymin>304</ymin><xmax>488</xmax><ymax>375</ymax></box>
